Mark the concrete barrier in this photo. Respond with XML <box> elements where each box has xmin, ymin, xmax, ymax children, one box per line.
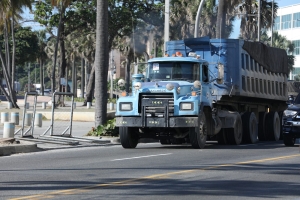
<box><xmin>87</xmin><ymin>102</ymin><xmax>91</xmax><ymax>109</ymax></box>
<box><xmin>24</xmin><ymin>113</ymin><xmax>32</xmax><ymax>126</ymax></box>
<box><xmin>3</xmin><ymin>122</ymin><xmax>15</xmax><ymax>138</ymax></box>
<box><xmin>42</xmin><ymin>102</ymin><xmax>47</xmax><ymax>109</ymax></box>
<box><xmin>11</xmin><ymin>112</ymin><xmax>19</xmax><ymax>125</ymax></box>
<box><xmin>34</xmin><ymin>113</ymin><xmax>42</xmax><ymax>127</ymax></box>
<box><xmin>109</xmin><ymin>103</ymin><xmax>114</xmax><ymax>110</ymax></box>
<box><xmin>1</xmin><ymin>112</ymin><xmax>9</xmax><ymax>124</ymax></box>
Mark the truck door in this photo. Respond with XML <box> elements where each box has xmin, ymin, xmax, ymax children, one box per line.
<box><xmin>201</xmin><ymin>64</ymin><xmax>211</xmax><ymax>106</ymax></box>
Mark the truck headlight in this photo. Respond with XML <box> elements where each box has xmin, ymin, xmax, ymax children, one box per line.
<box><xmin>180</xmin><ymin>102</ymin><xmax>193</xmax><ymax>110</ymax></box>
<box><xmin>283</xmin><ymin>110</ymin><xmax>297</xmax><ymax>117</ymax></box>
<box><xmin>120</xmin><ymin>103</ymin><xmax>132</xmax><ymax>111</ymax></box>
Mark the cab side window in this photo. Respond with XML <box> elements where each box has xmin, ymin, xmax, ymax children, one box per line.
<box><xmin>202</xmin><ymin>65</ymin><xmax>209</xmax><ymax>82</ymax></box>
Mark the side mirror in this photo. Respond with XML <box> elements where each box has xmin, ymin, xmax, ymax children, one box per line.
<box><xmin>217</xmin><ymin>63</ymin><xmax>224</xmax><ymax>84</ymax></box>
<box><xmin>193</xmin><ymin>80</ymin><xmax>201</xmax><ymax>88</ymax></box>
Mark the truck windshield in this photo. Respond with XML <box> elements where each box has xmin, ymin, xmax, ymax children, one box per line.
<box><xmin>147</xmin><ymin>62</ymin><xmax>200</xmax><ymax>82</ymax></box>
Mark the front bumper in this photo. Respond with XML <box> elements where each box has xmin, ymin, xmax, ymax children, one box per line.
<box><xmin>116</xmin><ymin>116</ymin><xmax>198</xmax><ymax>128</ymax></box>
<box><xmin>282</xmin><ymin>118</ymin><xmax>300</xmax><ymax>138</ymax></box>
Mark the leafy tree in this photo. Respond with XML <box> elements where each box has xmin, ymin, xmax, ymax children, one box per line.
<box><xmin>170</xmin><ymin>0</ymin><xmax>236</xmax><ymax>40</ymax></box>
<box><xmin>81</xmin><ymin>0</ymin><xmax>164</xmax><ymax>105</ymax></box>
<box><xmin>215</xmin><ymin>0</ymin><xmax>241</xmax><ymax>39</ymax></box>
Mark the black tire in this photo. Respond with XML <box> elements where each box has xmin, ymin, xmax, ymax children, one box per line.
<box><xmin>283</xmin><ymin>135</ymin><xmax>295</xmax><ymax>146</ymax></box>
<box><xmin>278</xmin><ymin>111</ymin><xmax>283</xmax><ymax>140</ymax></box>
<box><xmin>227</xmin><ymin>114</ymin><xmax>243</xmax><ymax>145</ymax></box>
<box><xmin>258</xmin><ymin>112</ymin><xmax>267</xmax><ymax>141</ymax></box>
<box><xmin>266</xmin><ymin>111</ymin><xmax>280</xmax><ymax>141</ymax></box>
<box><xmin>160</xmin><ymin>139</ymin><xmax>171</xmax><ymax>145</ymax></box>
<box><xmin>242</xmin><ymin>112</ymin><xmax>258</xmax><ymax>144</ymax></box>
<box><xmin>189</xmin><ymin>113</ymin><xmax>207</xmax><ymax>149</ymax></box>
<box><xmin>217</xmin><ymin>129</ymin><xmax>228</xmax><ymax>145</ymax></box>
<box><xmin>120</xmin><ymin>127</ymin><xmax>139</xmax><ymax>148</ymax></box>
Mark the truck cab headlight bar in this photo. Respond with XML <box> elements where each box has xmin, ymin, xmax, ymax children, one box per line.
<box><xmin>120</xmin><ymin>102</ymin><xmax>133</xmax><ymax>111</ymax></box>
<box><xmin>180</xmin><ymin>102</ymin><xmax>193</xmax><ymax>110</ymax></box>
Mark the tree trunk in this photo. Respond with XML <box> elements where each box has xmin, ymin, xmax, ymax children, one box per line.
<box><xmin>83</xmin><ymin>65</ymin><xmax>95</xmax><ymax>106</ymax></box>
<box><xmin>80</xmin><ymin>57</ymin><xmax>85</xmax><ymax>98</ymax></box>
<box><xmin>0</xmin><ymin>35</ymin><xmax>18</xmax><ymax>108</ymax></box>
<box><xmin>51</xmin><ymin>4</ymin><xmax>65</xmax><ymax>95</ymax></box>
<box><xmin>11</xmin><ymin>18</ymin><xmax>15</xmax><ymax>91</ymax></box>
<box><xmin>94</xmin><ymin>0</ymin><xmax>109</xmax><ymax>127</ymax></box>
<box><xmin>40</xmin><ymin>59</ymin><xmax>44</xmax><ymax>95</ymax></box>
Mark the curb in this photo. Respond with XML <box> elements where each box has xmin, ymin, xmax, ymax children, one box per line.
<box><xmin>0</xmin><ymin>140</ymin><xmax>38</xmax><ymax>156</ymax></box>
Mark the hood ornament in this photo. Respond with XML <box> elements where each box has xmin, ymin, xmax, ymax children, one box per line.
<box><xmin>155</xmin><ymin>82</ymin><xmax>159</xmax><ymax>88</ymax></box>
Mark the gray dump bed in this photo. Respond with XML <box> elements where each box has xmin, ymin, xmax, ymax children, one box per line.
<box><xmin>166</xmin><ymin>37</ymin><xmax>289</xmax><ymax>102</ymax></box>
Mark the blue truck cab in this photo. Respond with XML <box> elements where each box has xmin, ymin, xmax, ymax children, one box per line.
<box><xmin>116</xmin><ymin>37</ymin><xmax>288</xmax><ymax>149</ymax></box>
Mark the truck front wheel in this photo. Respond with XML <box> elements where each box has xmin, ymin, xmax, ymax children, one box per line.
<box><xmin>120</xmin><ymin>127</ymin><xmax>139</xmax><ymax>148</ymax></box>
<box><xmin>189</xmin><ymin>113</ymin><xmax>207</xmax><ymax>149</ymax></box>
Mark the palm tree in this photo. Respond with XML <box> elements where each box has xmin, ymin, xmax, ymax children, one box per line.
<box><xmin>0</xmin><ymin>0</ymin><xmax>31</xmax><ymax>108</ymax></box>
<box><xmin>238</xmin><ymin>0</ymin><xmax>278</xmax><ymax>41</ymax></box>
<box><xmin>36</xmin><ymin>30</ymin><xmax>47</xmax><ymax>96</ymax></box>
<box><xmin>170</xmin><ymin>0</ymin><xmax>218</xmax><ymax>39</ymax></box>
<box><xmin>94</xmin><ymin>0</ymin><xmax>109</xmax><ymax>127</ymax></box>
<box><xmin>48</xmin><ymin>0</ymin><xmax>72</xmax><ymax>102</ymax></box>
<box><xmin>215</xmin><ymin>0</ymin><xmax>241</xmax><ymax>39</ymax></box>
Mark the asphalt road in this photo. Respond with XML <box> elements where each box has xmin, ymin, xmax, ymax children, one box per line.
<box><xmin>0</xmin><ymin>141</ymin><xmax>299</xmax><ymax>200</ymax></box>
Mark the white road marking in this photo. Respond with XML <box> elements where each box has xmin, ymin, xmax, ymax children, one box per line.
<box><xmin>111</xmin><ymin>153</ymin><xmax>172</xmax><ymax>161</ymax></box>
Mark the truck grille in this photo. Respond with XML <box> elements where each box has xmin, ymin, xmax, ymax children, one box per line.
<box><xmin>139</xmin><ymin>93</ymin><xmax>174</xmax><ymax>116</ymax></box>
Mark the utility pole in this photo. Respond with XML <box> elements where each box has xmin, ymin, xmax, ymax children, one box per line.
<box><xmin>27</xmin><ymin>62</ymin><xmax>30</xmax><ymax>92</ymax></box>
<box><xmin>164</xmin><ymin>0</ymin><xmax>170</xmax><ymax>53</ymax></box>
<box><xmin>194</xmin><ymin>0</ymin><xmax>206</xmax><ymax>38</ymax></box>
<box><xmin>271</xmin><ymin>0</ymin><xmax>274</xmax><ymax>46</ymax></box>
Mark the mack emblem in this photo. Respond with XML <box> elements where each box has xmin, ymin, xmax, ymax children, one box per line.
<box><xmin>149</xmin><ymin>89</ymin><xmax>167</xmax><ymax>92</ymax></box>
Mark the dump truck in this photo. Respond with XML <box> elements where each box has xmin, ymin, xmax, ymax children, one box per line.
<box><xmin>115</xmin><ymin>37</ymin><xmax>289</xmax><ymax>149</ymax></box>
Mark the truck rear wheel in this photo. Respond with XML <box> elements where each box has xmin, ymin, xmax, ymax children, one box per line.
<box><xmin>258</xmin><ymin>112</ymin><xmax>267</xmax><ymax>141</ymax></box>
<box><xmin>120</xmin><ymin>127</ymin><xmax>139</xmax><ymax>148</ymax></box>
<box><xmin>242</xmin><ymin>112</ymin><xmax>258</xmax><ymax>144</ymax></box>
<box><xmin>227</xmin><ymin>114</ymin><xmax>243</xmax><ymax>145</ymax></box>
<box><xmin>189</xmin><ymin>113</ymin><xmax>207</xmax><ymax>149</ymax></box>
<box><xmin>266</xmin><ymin>111</ymin><xmax>280</xmax><ymax>141</ymax></box>
<box><xmin>283</xmin><ymin>135</ymin><xmax>295</xmax><ymax>146</ymax></box>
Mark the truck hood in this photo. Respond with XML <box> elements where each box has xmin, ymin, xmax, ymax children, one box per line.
<box><xmin>138</xmin><ymin>81</ymin><xmax>195</xmax><ymax>94</ymax></box>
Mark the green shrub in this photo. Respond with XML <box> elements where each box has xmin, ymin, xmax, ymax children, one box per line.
<box><xmin>108</xmin><ymin>98</ymin><xmax>116</xmax><ymax>103</ymax></box>
<box><xmin>87</xmin><ymin>118</ymin><xmax>119</xmax><ymax>137</ymax></box>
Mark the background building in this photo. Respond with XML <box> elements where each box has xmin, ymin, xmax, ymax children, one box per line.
<box><xmin>274</xmin><ymin>3</ymin><xmax>300</xmax><ymax>80</ymax></box>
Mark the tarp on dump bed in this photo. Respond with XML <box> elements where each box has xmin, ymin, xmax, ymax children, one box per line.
<box><xmin>242</xmin><ymin>41</ymin><xmax>289</xmax><ymax>75</ymax></box>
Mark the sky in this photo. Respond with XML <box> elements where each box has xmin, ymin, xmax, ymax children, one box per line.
<box><xmin>230</xmin><ymin>0</ymin><xmax>300</xmax><ymax>38</ymax></box>
<box><xmin>23</xmin><ymin>0</ymin><xmax>300</xmax><ymax>36</ymax></box>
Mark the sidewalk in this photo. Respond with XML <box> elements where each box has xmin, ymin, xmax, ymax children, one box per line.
<box><xmin>0</xmin><ymin>98</ymin><xmax>119</xmax><ymax>156</ymax></box>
